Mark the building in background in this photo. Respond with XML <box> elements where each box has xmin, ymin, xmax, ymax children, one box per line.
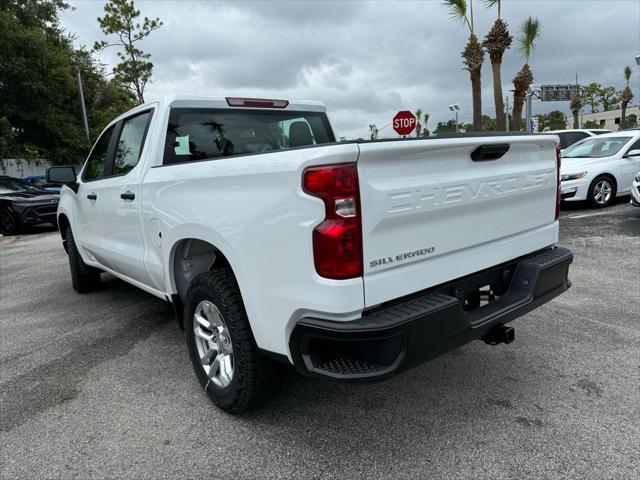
<box><xmin>566</xmin><ymin>105</ymin><xmax>640</xmax><ymax>130</ymax></box>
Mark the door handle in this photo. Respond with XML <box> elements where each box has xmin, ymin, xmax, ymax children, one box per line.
<box><xmin>471</xmin><ymin>144</ymin><xmax>510</xmax><ymax>161</ymax></box>
<box><xmin>87</xmin><ymin>193</ymin><xmax>97</xmax><ymax>200</ymax></box>
<box><xmin>120</xmin><ymin>191</ymin><xmax>135</xmax><ymax>201</ymax></box>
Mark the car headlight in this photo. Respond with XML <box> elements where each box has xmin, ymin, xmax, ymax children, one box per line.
<box><xmin>561</xmin><ymin>172</ymin><xmax>587</xmax><ymax>182</ymax></box>
<box><xmin>635</xmin><ymin>172</ymin><xmax>640</xmax><ymax>183</ymax></box>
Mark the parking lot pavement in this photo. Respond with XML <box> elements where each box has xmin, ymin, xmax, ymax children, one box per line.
<box><xmin>1</xmin><ymin>203</ymin><xmax>638</xmax><ymax>480</ymax></box>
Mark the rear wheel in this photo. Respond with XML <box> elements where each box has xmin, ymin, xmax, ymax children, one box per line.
<box><xmin>0</xmin><ymin>209</ymin><xmax>19</xmax><ymax>235</ymax></box>
<box><xmin>65</xmin><ymin>227</ymin><xmax>101</xmax><ymax>293</ymax></box>
<box><xmin>185</xmin><ymin>268</ymin><xmax>286</xmax><ymax>414</ymax></box>
<box><xmin>588</xmin><ymin>175</ymin><xmax>616</xmax><ymax>208</ymax></box>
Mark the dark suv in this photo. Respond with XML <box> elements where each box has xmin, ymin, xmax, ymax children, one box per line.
<box><xmin>0</xmin><ymin>176</ymin><xmax>59</xmax><ymax>235</ymax></box>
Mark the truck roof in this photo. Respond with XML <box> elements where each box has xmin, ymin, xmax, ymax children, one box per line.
<box><xmin>141</xmin><ymin>95</ymin><xmax>328</xmax><ymax>113</ymax></box>
<box><xmin>107</xmin><ymin>96</ymin><xmax>328</xmax><ymax>128</ymax></box>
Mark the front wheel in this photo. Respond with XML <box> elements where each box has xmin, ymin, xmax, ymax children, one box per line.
<box><xmin>0</xmin><ymin>209</ymin><xmax>19</xmax><ymax>235</ymax></box>
<box><xmin>185</xmin><ymin>268</ymin><xmax>286</xmax><ymax>414</ymax></box>
<box><xmin>588</xmin><ymin>175</ymin><xmax>616</xmax><ymax>208</ymax></box>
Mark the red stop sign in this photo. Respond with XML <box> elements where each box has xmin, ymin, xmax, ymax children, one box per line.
<box><xmin>393</xmin><ymin>110</ymin><xmax>416</xmax><ymax>136</ymax></box>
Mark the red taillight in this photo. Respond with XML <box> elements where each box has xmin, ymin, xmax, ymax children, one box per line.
<box><xmin>555</xmin><ymin>147</ymin><xmax>561</xmax><ymax>220</ymax></box>
<box><xmin>225</xmin><ymin>97</ymin><xmax>289</xmax><ymax>108</ymax></box>
<box><xmin>303</xmin><ymin>163</ymin><xmax>362</xmax><ymax>279</ymax></box>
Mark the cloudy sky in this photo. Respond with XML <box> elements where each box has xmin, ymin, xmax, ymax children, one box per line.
<box><xmin>61</xmin><ymin>0</ymin><xmax>640</xmax><ymax>139</ymax></box>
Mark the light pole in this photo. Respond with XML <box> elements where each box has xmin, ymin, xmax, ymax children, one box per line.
<box><xmin>636</xmin><ymin>55</ymin><xmax>640</xmax><ymax>118</ymax></box>
<box><xmin>449</xmin><ymin>104</ymin><xmax>460</xmax><ymax>132</ymax></box>
<box><xmin>505</xmin><ymin>96</ymin><xmax>510</xmax><ymax>131</ymax></box>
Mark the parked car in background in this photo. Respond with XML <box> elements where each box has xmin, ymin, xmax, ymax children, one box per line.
<box><xmin>22</xmin><ymin>175</ymin><xmax>62</xmax><ymax>193</ymax></box>
<box><xmin>0</xmin><ymin>176</ymin><xmax>59</xmax><ymax>235</ymax></box>
<box><xmin>548</xmin><ymin>129</ymin><xmax>611</xmax><ymax>151</ymax></box>
<box><xmin>631</xmin><ymin>171</ymin><xmax>640</xmax><ymax>207</ymax></box>
<box><xmin>560</xmin><ymin>131</ymin><xmax>640</xmax><ymax>208</ymax></box>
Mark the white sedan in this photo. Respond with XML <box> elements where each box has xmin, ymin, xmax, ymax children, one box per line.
<box><xmin>560</xmin><ymin>131</ymin><xmax>640</xmax><ymax>208</ymax></box>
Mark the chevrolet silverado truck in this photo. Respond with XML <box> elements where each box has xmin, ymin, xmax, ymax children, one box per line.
<box><xmin>48</xmin><ymin>96</ymin><xmax>573</xmax><ymax>414</ymax></box>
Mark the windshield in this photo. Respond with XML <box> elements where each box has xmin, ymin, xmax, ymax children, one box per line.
<box><xmin>563</xmin><ymin>136</ymin><xmax>632</xmax><ymax>158</ymax></box>
<box><xmin>0</xmin><ymin>177</ymin><xmax>46</xmax><ymax>194</ymax></box>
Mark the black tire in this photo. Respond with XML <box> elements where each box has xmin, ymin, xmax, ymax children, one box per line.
<box><xmin>65</xmin><ymin>227</ymin><xmax>101</xmax><ymax>293</ymax></box>
<box><xmin>185</xmin><ymin>268</ymin><xmax>286</xmax><ymax>414</ymax></box>
<box><xmin>0</xmin><ymin>209</ymin><xmax>19</xmax><ymax>235</ymax></box>
<box><xmin>587</xmin><ymin>175</ymin><xmax>616</xmax><ymax>208</ymax></box>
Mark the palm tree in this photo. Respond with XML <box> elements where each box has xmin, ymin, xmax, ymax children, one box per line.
<box><xmin>511</xmin><ymin>17</ymin><xmax>541</xmax><ymax>131</ymax></box>
<box><xmin>444</xmin><ymin>0</ymin><xmax>484</xmax><ymax>131</ymax></box>
<box><xmin>415</xmin><ymin>108</ymin><xmax>423</xmax><ymax>137</ymax></box>
<box><xmin>483</xmin><ymin>0</ymin><xmax>512</xmax><ymax>131</ymax></box>
<box><xmin>570</xmin><ymin>95</ymin><xmax>582</xmax><ymax>129</ymax></box>
<box><xmin>619</xmin><ymin>66</ymin><xmax>634</xmax><ymax>130</ymax></box>
<box><xmin>423</xmin><ymin>113</ymin><xmax>431</xmax><ymax>137</ymax></box>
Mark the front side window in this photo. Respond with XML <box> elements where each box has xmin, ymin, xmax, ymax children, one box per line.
<box><xmin>563</xmin><ymin>136</ymin><xmax>632</xmax><ymax>158</ymax></box>
<box><xmin>112</xmin><ymin>111</ymin><xmax>152</xmax><ymax>176</ymax></box>
<box><xmin>163</xmin><ymin>108</ymin><xmax>334</xmax><ymax>165</ymax></box>
<box><xmin>82</xmin><ymin>125</ymin><xmax>115</xmax><ymax>182</ymax></box>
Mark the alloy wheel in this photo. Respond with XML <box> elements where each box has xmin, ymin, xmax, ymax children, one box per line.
<box><xmin>593</xmin><ymin>180</ymin><xmax>612</xmax><ymax>206</ymax></box>
<box><xmin>193</xmin><ymin>300</ymin><xmax>234</xmax><ymax>388</ymax></box>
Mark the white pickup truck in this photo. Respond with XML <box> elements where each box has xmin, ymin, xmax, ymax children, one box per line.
<box><xmin>48</xmin><ymin>96</ymin><xmax>573</xmax><ymax>413</ymax></box>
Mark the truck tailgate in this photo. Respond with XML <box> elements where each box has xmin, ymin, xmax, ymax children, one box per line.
<box><xmin>357</xmin><ymin>136</ymin><xmax>559</xmax><ymax>308</ymax></box>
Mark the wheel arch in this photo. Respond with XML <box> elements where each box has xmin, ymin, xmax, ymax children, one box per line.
<box><xmin>591</xmin><ymin>172</ymin><xmax>618</xmax><ymax>191</ymax></box>
<box><xmin>168</xmin><ymin>236</ymin><xmax>241</xmax><ymax>330</ymax></box>
<box><xmin>57</xmin><ymin>212</ymin><xmax>70</xmax><ymax>237</ymax></box>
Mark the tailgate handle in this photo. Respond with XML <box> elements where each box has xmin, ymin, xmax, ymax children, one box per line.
<box><xmin>471</xmin><ymin>144</ymin><xmax>510</xmax><ymax>161</ymax></box>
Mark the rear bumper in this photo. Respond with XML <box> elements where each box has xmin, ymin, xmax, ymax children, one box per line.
<box><xmin>289</xmin><ymin>246</ymin><xmax>573</xmax><ymax>381</ymax></box>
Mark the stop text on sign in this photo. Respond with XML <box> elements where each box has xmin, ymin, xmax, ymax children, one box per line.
<box><xmin>393</xmin><ymin>110</ymin><xmax>416</xmax><ymax>136</ymax></box>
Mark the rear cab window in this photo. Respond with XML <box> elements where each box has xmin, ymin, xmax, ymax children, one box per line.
<box><xmin>162</xmin><ymin>108</ymin><xmax>335</xmax><ymax>165</ymax></box>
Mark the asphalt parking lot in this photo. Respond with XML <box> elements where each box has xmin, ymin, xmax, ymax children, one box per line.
<box><xmin>1</xmin><ymin>201</ymin><xmax>639</xmax><ymax>480</ymax></box>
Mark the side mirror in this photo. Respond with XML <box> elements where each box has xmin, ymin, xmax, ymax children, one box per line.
<box><xmin>625</xmin><ymin>149</ymin><xmax>640</xmax><ymax>158</ymax></box>
<box><xmin>46</xmin><ymin>166</ymin><xmax>77</xmax><ymax>184</ymax></box>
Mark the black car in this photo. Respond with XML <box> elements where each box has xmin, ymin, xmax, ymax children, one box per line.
<box><xmin>0</xmin><ymin>175</ymin><xmax>59</xmax><ymax>235</ymax></box>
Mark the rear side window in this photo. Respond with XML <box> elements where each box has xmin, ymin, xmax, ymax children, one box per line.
<box><xmin>82</xmin><ymin>125</ymin><xmax>115</xmax><ymax>182</ymax></box>
<box><xmin>163</xmin><ymin>108</ymin><xmax>335</xmax><ymax>165</ymax></box>
<box><xmin>112</xmin><ymin>111</ymin><xmax>152</xmax><ymax>176</ymax></box>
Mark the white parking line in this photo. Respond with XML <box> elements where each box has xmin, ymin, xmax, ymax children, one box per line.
<box><xmin>563</xmin><ymin>209</ymin><xmax>625</xmax><ymax>219</ymax></box>
<box><xmin>566</xmin><ymin>213</ymin><xmax>601</xmax><ymax>219</ymax></box>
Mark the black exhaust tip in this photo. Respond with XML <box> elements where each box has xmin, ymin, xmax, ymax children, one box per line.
<box><xmin>482</xmin><ymin>324</ymin><xmax>515</xmax><ymax>345</ymax></box>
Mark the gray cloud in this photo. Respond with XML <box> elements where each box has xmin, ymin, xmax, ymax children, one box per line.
<box><xmin>62</xmin><ymin>0</ymin><xmax>640</xmax><ymax>139</ymax></box>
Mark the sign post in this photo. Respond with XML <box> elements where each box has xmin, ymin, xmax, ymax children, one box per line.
<box><xmin>393</xmin><ymin>110</ymin><xmax>416</xmax><ymax>136</ymax></box>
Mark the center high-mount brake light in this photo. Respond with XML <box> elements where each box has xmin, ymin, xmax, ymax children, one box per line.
<box><xmin>555</xmin><ymin>147</ymin><xmax>561</xmax><ymax>220</ymax></box>
<box><xmin>225</xmin><ymin>97</ymin><xmax>289</xmax><ymax>108</ymax></box>
<box><xmin>303</xmin><ymin>163</ymin><xmax>363</xmax><ymax>280</ymax></box>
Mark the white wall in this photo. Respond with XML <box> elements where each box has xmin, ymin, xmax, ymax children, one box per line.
<box><xmin>0</xmin><ymin>159</ymin><xmax>51</xmax><ymax>178</ymax></box>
